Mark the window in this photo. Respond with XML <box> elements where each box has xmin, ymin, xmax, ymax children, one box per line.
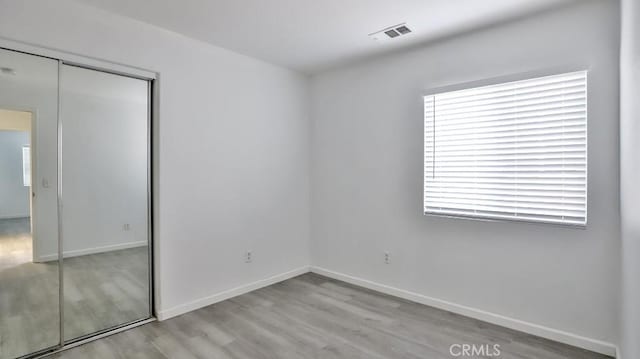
<box><xmin>423</xmin><ymin>71</ymin><xmax>587</xmax><ymax>226</ymax></box>
<box><xmin>22</xmin><ymin>145</ymin><xmax>31</xmax><ymax>187</ymax></box>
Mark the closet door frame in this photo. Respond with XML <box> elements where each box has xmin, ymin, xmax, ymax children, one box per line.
<box><xmin>0</xmin><ymin>38</ymin><xmax>157</xmax><ymax>359</ymax></box>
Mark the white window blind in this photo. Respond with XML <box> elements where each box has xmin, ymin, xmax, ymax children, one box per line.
<box><xmin>424</xmin><ymin>71</ymin><xmax>587</xmax><ymax>226</ymax></box>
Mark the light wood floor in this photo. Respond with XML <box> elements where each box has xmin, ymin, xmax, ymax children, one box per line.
<box><xmin>0</xmin><ymin>218</ymin><xmax>59</xmax><ymax>358</ymax></box>
<box><xmin>0</xmin><ymin>218</ymin><xmax>149</xmax><ymax>359</ymax></box>
<box><xmin>0</xmin><ymin>218</ymin><xmax>33</xmax><ymax>270</ymax></box>
<box><xmin>62</xmin><ymin>246</ymin><xmax>149</xmax><ymax>341</ymax></box>
<box><xmin>50</xmin><ymin>273</ymin><xmax>610</xmax><ymax>359</ymax></box>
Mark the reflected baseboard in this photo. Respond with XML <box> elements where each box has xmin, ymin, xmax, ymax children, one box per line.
<box><xmin>0</xmin><ymin>215</ymin><xmax>30</xmax><ymax>220</ymax></box>
<box><xmin>34</xmin><ymin>240</ymin><xmax>147</xmax><ymax>262</ymax></box>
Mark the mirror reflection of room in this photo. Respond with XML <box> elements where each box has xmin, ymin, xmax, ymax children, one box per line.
<box><xmin>60</xmin><ymin>64</ymin><xmax>150</xmax><ymax>341</ymax></box>
<box><xmin>0</xmin><ymin>48</ymin><xmax>151</xmax><ymax>359</ymax></box>
<box><xmin>0</xmin><ymin>48</ymin><xmax>61</xmax><ymax>359</ymax></box>
<box><xmin>0</xmin><ymin>109</ymin><xmax>33</xmax><ymax>270</ymax></box>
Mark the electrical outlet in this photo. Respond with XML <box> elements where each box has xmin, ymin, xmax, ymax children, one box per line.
<box><xmin>245</xmin><ymin>251</ymin><xmax>252</xmax><ymax>263</ymax></box>
<box><xmin>384</xmin><ymin>252</ymin><xmax>390</xmax><ymax>264</ymax></box>
<box><xmin>123</xmin><ymin>223</ymin><xmax>131</xmax><ymax>231</ymax></box>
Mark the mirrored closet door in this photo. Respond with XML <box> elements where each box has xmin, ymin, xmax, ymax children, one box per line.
<box><xmin>60</xmin><ymin>64</ymin><xmax>151</xmax><ymax>342</ymax></box>
<box><xmin>0</xmin><ymin>45</ymin><xmax>60</xmax><ymax>359</ymax></box>
<box><xmin>0</xmin><ymin>47</ymin><xmax>153</xmax><ymax>359</ymax></box>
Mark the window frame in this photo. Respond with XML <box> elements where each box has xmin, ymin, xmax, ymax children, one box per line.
<box><xmin>22</xmin><ymin>144</ymin><xmax>31</xmax><ymax>187</ymax></box>
<box><xmin>422</xmin><ymin>68</ymin><xmax>589</xmax><ymax>228</ymax></box>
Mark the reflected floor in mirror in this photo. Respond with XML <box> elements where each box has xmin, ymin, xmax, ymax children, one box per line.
<box><xmin>0</xmin><ymin>218</ymin><xmax>149</xmax><ymax>359</ymax></box>
<box><xmin>63</xmin><ymin>245</ymin><xmax>149</xmax><ymax>340</ymax></box>
<box><xmin>0</xmin><ymin>218</ymin><xmax>58</xmax><ymax>359</ymax></box>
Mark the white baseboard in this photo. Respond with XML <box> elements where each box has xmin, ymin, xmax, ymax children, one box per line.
<box><xmin>156</xmin><ymin>266</ymin><xmax>311</xmax><ymax>321</ymax></box>
<box><xmin>310</xmin><ymin>266</ymin><xmax>617</xmax><ymax>358</ymax></box>
<box><xmin>35</xmin><ymin>240</ymin><xmax>147</xmax><ymax>262</ymax></box>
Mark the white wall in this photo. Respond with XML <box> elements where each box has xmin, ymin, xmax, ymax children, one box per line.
<box><xmin>0</xmin><ymin>0</ymin><xmax>310</xmax><ymax>317</ymax></box>
<box><xmin>59</xmin><ymin>66</ymin><xmax>149</xmax><ymax>258</ymax></box>
<box><xmin>0</xmin><ymin>131</ymin><xmax>30</xmax><ymax>219</ymax></box>
<box><xmin>310</xmin><ymin>0</ymin><xmax>619</xmax><ymax>350</ymax></box>
<box><xmin>7</xmin><ymin>60</ymin><xmax>152</xmax><ymax>262</ymax></box>
<box><xmin>620</xmin><ymin>0</ymin><xmax>640</xmax><ymax>357</ymax></box>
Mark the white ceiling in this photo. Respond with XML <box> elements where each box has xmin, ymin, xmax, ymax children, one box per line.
<box><xmin>74</xmin><ymin>0</ymin><xmax>575</xmax><ymax>74</ymax></box>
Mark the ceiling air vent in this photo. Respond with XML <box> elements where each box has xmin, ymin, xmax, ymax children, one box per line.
<box><xmin>369</xmin><ymin>23</ymin><xmax>412</xmax><ymax>41</ymax></box>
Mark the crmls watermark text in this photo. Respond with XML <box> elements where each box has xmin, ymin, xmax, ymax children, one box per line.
<box><xmin>449</xmin><ymin>344</ymin><xmax>501</xmax><ymax>357</ymax></box>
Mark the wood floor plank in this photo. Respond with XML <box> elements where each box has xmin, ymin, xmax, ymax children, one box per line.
<box><xmin>0</xmin><ymin>218</ymin><xmax>150</xmax><ymax>359</ymax></box>
<box><xmin>48</xmin><ymin>273</ymin><xmax>611</xmax><ymax>358</ymax></box>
